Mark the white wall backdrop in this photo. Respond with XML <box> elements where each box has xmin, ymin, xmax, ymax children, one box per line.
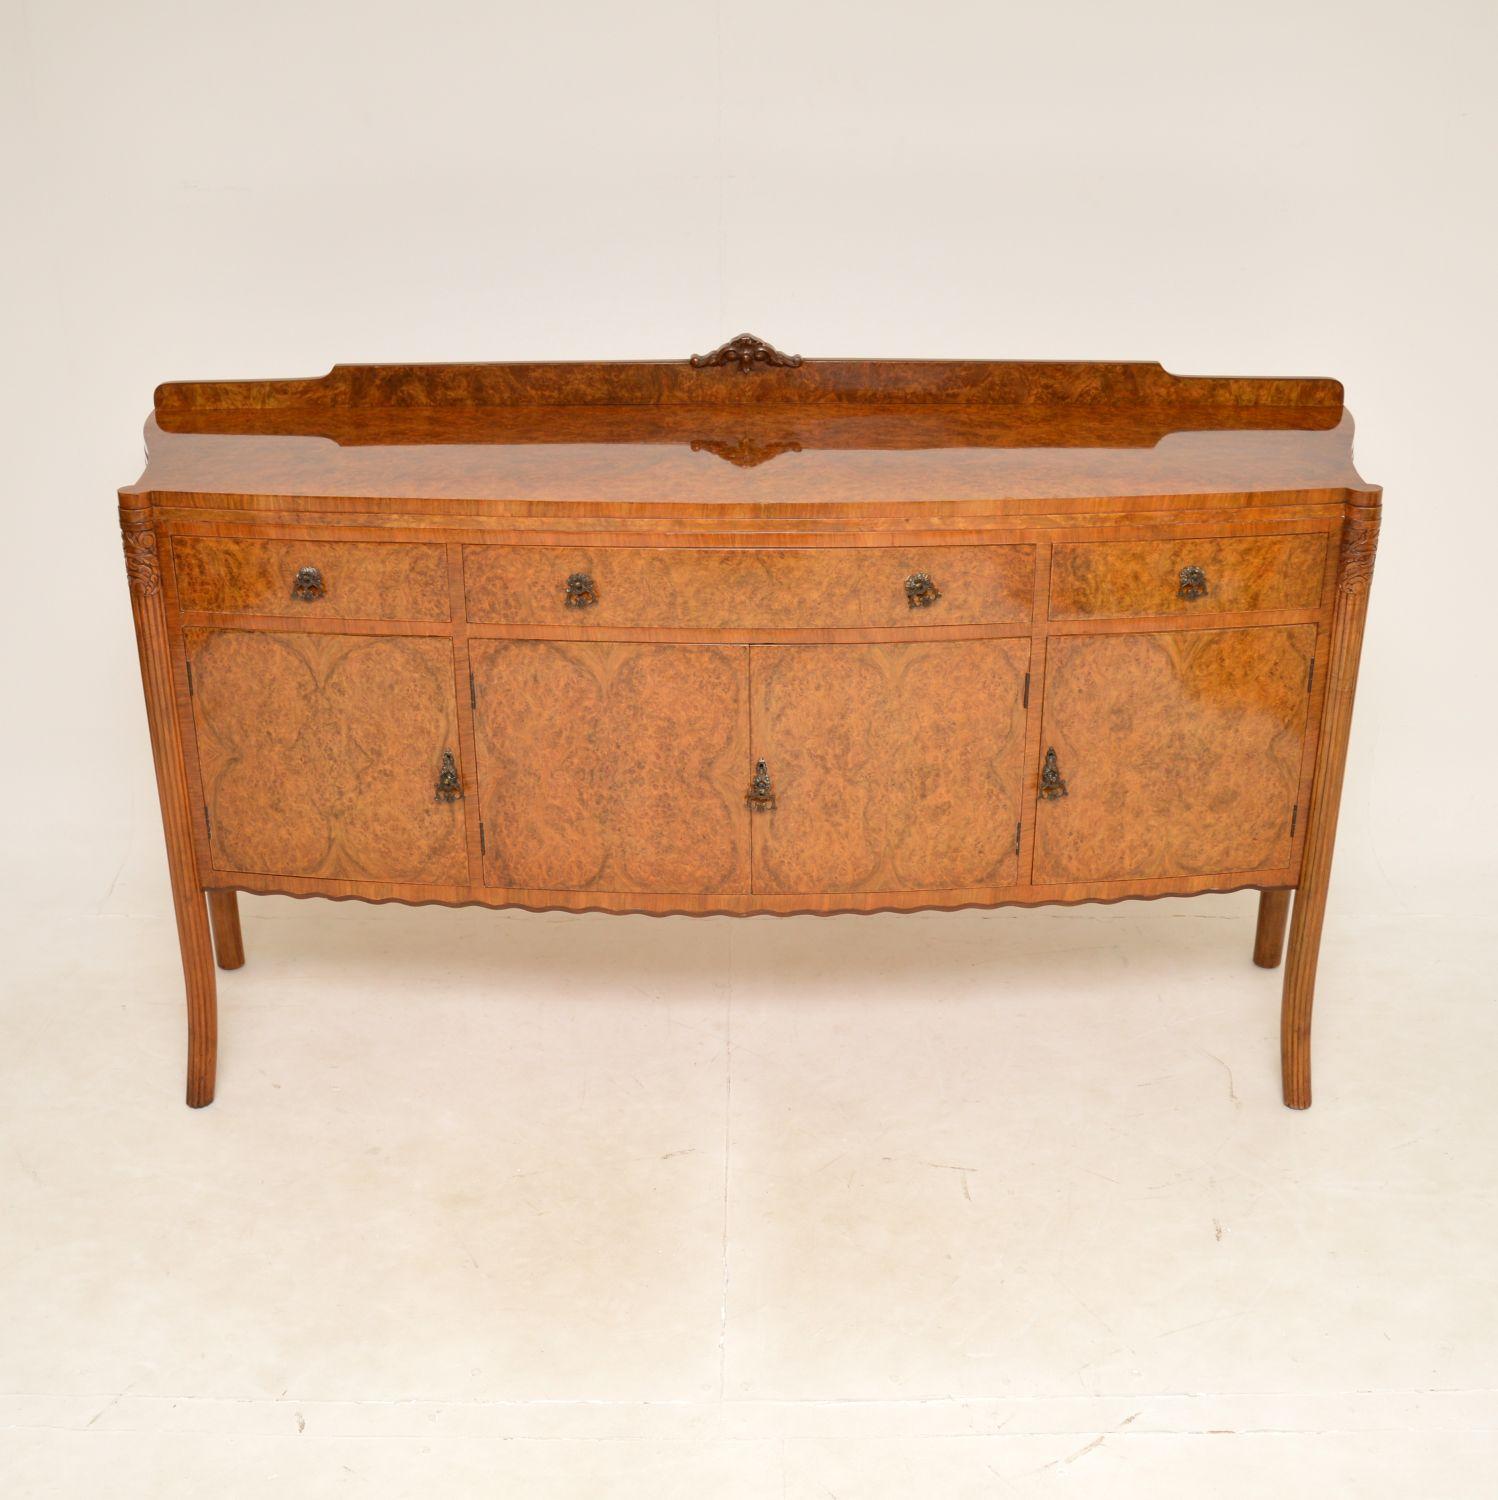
<box><xmin>3</xmin><ymin>0</ymin><xmax>1495</xmax><ymax>921</ymax></box>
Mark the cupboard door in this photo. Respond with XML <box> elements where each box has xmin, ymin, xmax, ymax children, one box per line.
<box><xmin>1032</xmin><ymin>625</ymin><xmax>1316</xmax><ymax>884</ymax></box>
<box><xmin>470</xmin><ymin>641</ymin><xmax>750</xmax><ymax>894</ymax></box>
<box><xmin>186</xmin><ymin>629</ymin><xmax>468</xmax><ymax>883</ymax></box>
<box><xmin>750</xmin><ymin>640</ymin><xmax>1031</xmax><ymax>894</ymax></box>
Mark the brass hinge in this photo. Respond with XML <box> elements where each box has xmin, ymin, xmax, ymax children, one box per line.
<box><xmin>185</xmin><ymin>660</ymin><xmax>194</xmax><ymax>696</ymax></box>
<box><xmin>479</xmin><ymin>821</ymin><xmax>486</xmax><ymax>856</ymax></box>
<box><xmin>469</xmin><ymin>671</ymin><xmax>477</xmax><ymax>710</ymax></box>
<box><xmin>1013</xmin><ymin>820</ymin><xmax>1022</xmax><ymax>856</ymax></box>
<box><xmin>1022</xmin><ymin>671</ymin><xmax>1030</xmax><ymax>709</ymax></box>
<box><xmin>1290</xmin><ymin>805</ymin><xmax>1299</xmax><ymax>838</ymax></box>
<box><xmin>1306</xmin><ymin>657</ymin><xmax>1315</xmax><ymax>694</ymax></box>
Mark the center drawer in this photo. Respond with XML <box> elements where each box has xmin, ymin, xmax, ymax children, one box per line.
<box><xmin>462</xmin><ymin>544</ymin><xmax>1035</xmax><ymax>630</ymax></box>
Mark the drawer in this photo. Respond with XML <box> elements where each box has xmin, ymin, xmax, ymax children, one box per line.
<box><xmin>172</xmin><ymin>537</ymin><xmax>450</xmax><ymax>621</ymax></box>
<box><xmin>463</xmin><ymin>545</ymin><xmax>1034</xmax><ymax>630</ymax></box>
<box><xmin>1048</xmin><ymin>534</ymin><xmax>1328</xmax><ymax>620</ymax></box>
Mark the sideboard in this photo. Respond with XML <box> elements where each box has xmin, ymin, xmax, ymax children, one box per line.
<box><xmin>119</xmin><ymin>336</ymin><xmax>1380</xmax><ymax>1108</ymax></box>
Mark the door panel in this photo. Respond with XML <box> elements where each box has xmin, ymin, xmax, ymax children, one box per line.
<box><xmin>470</xmin><ymin>641</ymin><xmax>751</xmax><ymax>893</ymax></box>
<box><xmin>750</xmin><ymin>639</ymin><xmax>1030</xmax><ymax>894</ymax></box>
<box><xmin>1032</xmin><ymin>625</ymin><xmax>1316</xmax><ymax>884</ymax></box>
<box><xmin>186</xmin><ymin>629</ymin><xmax>468</xmax><ymax>883</ymax></box>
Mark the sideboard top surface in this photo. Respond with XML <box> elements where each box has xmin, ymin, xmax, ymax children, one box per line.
<box><xmin>125</xmin><ymin>344</ymin><xmax>1379</xmax><ymax>510</ymax></box>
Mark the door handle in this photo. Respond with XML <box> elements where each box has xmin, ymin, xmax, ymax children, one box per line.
<box><xmin>745</xmin><ymin>758</ymin><xmax>776</xmax><ymax>810</ymax></box>
<box><xmin>1039</xmin><ymin>747</ymin><xmax>1068</xmax><ymax>800</ymax></box>
<box><xmin>435</xmin><ymin>750</ymin><xmax>463</xmax><ymax>803</ymax></box>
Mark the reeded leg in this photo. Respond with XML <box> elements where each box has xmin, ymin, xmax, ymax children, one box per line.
<box><xmin>179</xmin><ymin>895</ymin><xmax>218</xmax><ymax>1108</ymax></box>
<box><xmin>122</xmin><ymin>498</ymin><xmax>218</xmax><ymax>1107</ymax></box>
<box><xmin>1279</xmin><ymin>501</ymin><xmax>1379</xmax><ymax>1110</ymax></box>
<box><xmin>1253</xmin><ymin>889</ymin><xmax>1291</xmax><ymax>969</ymax></box>
<box><xmin>1281</xmin><ymin>884</ymin><xmax>1326</xmax><ymax>1110</ymax></box>
<box><xmin>207</xmin><ymin>890</ymin><xmax>245</xmax><ymax>970</ymax></box>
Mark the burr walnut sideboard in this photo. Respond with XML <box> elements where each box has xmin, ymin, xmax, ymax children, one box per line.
<box><xmin>119</xmin><ymin>337</ymin><xmax>1380</xmax><ymax>1109</ymax></box>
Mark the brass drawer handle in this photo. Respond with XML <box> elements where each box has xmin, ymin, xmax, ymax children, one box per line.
<box><xmin>291</xmin><ymin>565</ymin><xmax>326</xmax><ymax>602</ymax></box>
<box><xmin>564</xmin><ymin>572</ymin><xmax>598</xmax><ymax>608</ymax></box>
<box><xmin>905</xmin><ymin>572</ymin><xmax>941</xmax><ymax>609</ymax></box>
<box><xmin>1039</xmin><ymin>747</ymin><xmax>1068</xmax><ymax>800</ymax></box>
<box><xmin>1178</xmin><ymin>564</ymin><xmax>1209</xmax><ymax>600</ymax></box>
<box><xmin>745</xmin><ymin>758</ymin><xmax>776</xmax><ymax>810</ymax></box>
<box><xmin>435</xmin><ymin>750</ymin><xmax>463</xmax><ymax>803</ymax></box>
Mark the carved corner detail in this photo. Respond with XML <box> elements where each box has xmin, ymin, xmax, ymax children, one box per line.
<box><xmin>690</xmin><ymin>333</ymin><xmax>803</xmax><ymax>373</ymax></box>
<box><xmin>121</xmin><ymin>520</ymin><xmax>162</xmax><ymax>598</ymax></box>
<box><xmin>1337</xmin><ymin>507</ymin><xmax>1380</xmax><ymax>595</ymax></box>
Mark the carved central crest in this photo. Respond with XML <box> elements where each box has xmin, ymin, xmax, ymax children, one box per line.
<box><xmin>689</xmin><ymin>333</ymin><xmax>803</xmax><ymax>373</ymax></box>
<box><xmin>689</xmin><ymin>437</ymin><xmax>804</xmax><ymax>468</ymax></box>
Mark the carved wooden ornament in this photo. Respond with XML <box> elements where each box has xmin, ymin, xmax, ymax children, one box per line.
<box><xmin>121</xmin><ymin>520</ymin><xmax>162</xmax><ymax>597</ymax></box>
<box><xmin>689</xmin><ymin>333</ymin><xmax>803</xmax><ymax>373</ymax></box>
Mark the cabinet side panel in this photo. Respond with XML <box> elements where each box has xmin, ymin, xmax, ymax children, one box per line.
<box><xmin>470</xmin><ymin>640</ymin><xmax>752</xmax><ymax>894</ymax></box>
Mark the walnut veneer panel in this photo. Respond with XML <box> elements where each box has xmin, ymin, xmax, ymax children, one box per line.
<box><xmin>750</xmin><ymin>640</ymin><xmax>1030</xmax><ymax>893</ymax></box>
<box><xmin>1049</xmin><ymin>534</ymin><xmax>1328</xmax><ymax>620</ymax></box>
<box><xmin>173</xmin><ymin>536</ymin><xmax>449</xmax><ymax>620</ymax></box>
<box><xmin>1033</xmin><ymin>625</ymin><xmax>1316</xmax><ymax>884</ymax></box>
<box><xmin>186</xmin><ymin>629</ymin><xmax>467</xmax><ymax>883</ymax></box>
<box><xmin>130</xmin><ymin>352</ymin><xmax>1375</xmax><ymax>508</ymax></box>
<box><xmin>463</xmin><ymin>545</ymin><xmax>1033</xmax><ymax>629</ymax></box>
<box><xmin>469</xmin><ymin>641</ymin><xmax>751</xmax><ymax>893</ymax></box>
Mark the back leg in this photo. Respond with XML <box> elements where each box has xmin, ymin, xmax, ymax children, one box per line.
<box><xmin>1253</xmin><ymin>889</ymin><xmax>1291</xmax><ymax>969</ymax></box>
<box><xmin>207</xmin><ymin>890</ymin><xmax>245</xmax><ymax>971</ymax></box>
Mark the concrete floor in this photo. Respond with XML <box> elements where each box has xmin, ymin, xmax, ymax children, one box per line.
<box><xmin>3</xmin><ymin>896</ymin><xmax>1494</xmax><ymax>1496</ymax></box>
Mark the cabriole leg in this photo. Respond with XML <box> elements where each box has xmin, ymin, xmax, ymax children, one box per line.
<box><xmin>1280</xmin><ymin>501</ymin><xmax>1378</xmax><ymax>1110</ymax></box>
<box><xmin>1253</xmin><ymin>889</ymin><xmax>1291</xmax><ymax>969</ymax></box>
<box><xmin>207</xmin><ymin>890</ymin><xmax>245</xmax><ymax>970</ymax></box>
<box><xmin>122</xmin><ymin>498</ymin><xmax>218</xmax><ymax>1107</ymax></box>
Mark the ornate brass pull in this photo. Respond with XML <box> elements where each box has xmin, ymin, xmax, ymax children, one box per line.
<box><xmin>745</xmin><ymin>758</ymin><xmax>776</xmax><ymax>810</ymax></box>
<box><xmin>564</xmin><ymin>572</ymin><xmax>598</xmax><ymax>608</ymax></box>
<box><xmin>1178</xmin><ymin>564</ymin><xmax>1208</xmax><ymax>600</ymax></box>
<box><xmin>291</xmin><ymin>565</ymin><xmax>325</xmax><ymax>602</ymax></box>
<box><xmin>905</xmin><ymin>572</ymin><xmax>941</xmax><ymax>609</ymax></box>
<box><xmin>1039</xmin><ymin>747</ymin><xmax>1068</xmax><ymax>800</ymax></box>
<box><xmin>435</xmin><ymin>750</ymin><xmax>462</xmax><ymax>803</ymax></box>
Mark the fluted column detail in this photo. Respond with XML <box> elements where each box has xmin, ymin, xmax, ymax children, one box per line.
<box><xmin>121</xmin><ymin>498</ymin><xmax>217</xmax><ymax>1106</ymax></box>
<box><xmin>1280</xmin><ymin>501</ymin><xmax>1380</xmax><ymax>1108</ymax></box>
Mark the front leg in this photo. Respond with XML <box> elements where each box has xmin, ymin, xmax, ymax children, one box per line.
<box><xmin>1280</xmin><ymin>501</ymin><xmax>1378</xmax><ymax>1109</ymax></box>
<box><xmin>122</xmin><ymin>499</ymin><xmax>218</xmax><ymax>1107</ymax></box>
